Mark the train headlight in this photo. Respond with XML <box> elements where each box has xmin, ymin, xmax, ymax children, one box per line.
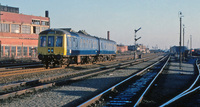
<box><xmin>70</xmin><ymin>49</ymin><xmax>71</xmax><ymax>53</ymax></box>
<box><xmin>51</xmin><ymin>48</ymin><xmax>53</xmax><ymax>53</ymax></box>
<box><xmin>48</xmin><ymin>48</ymin><xmax>50</xmax><ymax>53</ymax></box>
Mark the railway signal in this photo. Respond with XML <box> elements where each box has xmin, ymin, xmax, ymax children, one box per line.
<box><xmin>134</xmin><ymin>27</ymin><xmax>142</xmax><ymax>59</ymax></box>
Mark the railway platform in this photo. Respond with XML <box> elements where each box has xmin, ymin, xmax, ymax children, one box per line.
<box><xmin>140</xmin><ymin>56</ymin><xmax>197</xmax><ymax>106</ymax></box>
<box><xmin>162</xmin><ymin>57</ymin><xmax>196</xmax><ymax>96</ymax></box>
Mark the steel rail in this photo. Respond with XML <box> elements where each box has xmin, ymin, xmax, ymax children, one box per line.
<box><xmin>0</xmin><ymin>56</ymin><xmax>144</xmax><ymax>77</ymax></box>
<box><xmin>0</xmin><ymin>57</ymin><xmax>144</xmax><ymax>91</ymax></box>
<box><xmin>134</xmin><ymin>55</ymin><xmax>170</xmax><ymax>107</ymax></box>
<box><xmin>160</xmin><ymin>59</ymin><xmax>200</xmax><ymax>107</ymax></box>
<box><xmin>77</xmin><ymin>55</ymin><xmax>168</xmax><ymax>107</ymax></box>
<box><xmin>0</xmin><ymin>56</ymin><xmax>157</xmax><ymax>100</ymax></box>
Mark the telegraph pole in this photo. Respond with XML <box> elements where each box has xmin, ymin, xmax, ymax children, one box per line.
<box><xmin>179</xmin><ymin>11</ymin><xmax>183</xmax><ymax>69</ymax></box>
<box><xmin>190</xmin><ymin>35</ymin><xmax>192</xmax><ymax>56</ymax></box>
<box><xmin>183</xmin><ymin>24</ymin><xmax>185</xmax><ymax>61</ymax></box>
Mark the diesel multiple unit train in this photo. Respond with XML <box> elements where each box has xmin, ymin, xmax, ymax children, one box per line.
<box><xmin>38</xmin><ymin>28</ymin><xmax>117</xmax><ymax>68</ymax></box>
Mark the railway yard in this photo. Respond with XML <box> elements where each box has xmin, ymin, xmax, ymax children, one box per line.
<box><xmin>0</xmin><ymin>53</ymin><xmax>199</xmax><ymax>107</ymax></box>
<box><xmin>0</xmin><ymin>1</ymin><xmax>200</xmax><ymax>107</ymax></box>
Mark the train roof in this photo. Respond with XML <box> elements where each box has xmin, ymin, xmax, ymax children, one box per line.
<box><xmin>39</xmin><ymin>29</ymin><xmax>67</xmax><ymax>35</ymax></box>
<box><xmin>39</xmin><ymin>28</ymin><xmax>116</xmax><ymax>43</ymax></box>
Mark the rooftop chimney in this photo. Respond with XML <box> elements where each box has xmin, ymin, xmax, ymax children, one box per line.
<box><xmin>107</xmin><ymin>31</ymin><xmax>110</xmax><ymax>40</ymax></box>
<box><xmin>45</xmin><ymin>10</ymin><xmax>49</xmax><ymax>17</ymax></box>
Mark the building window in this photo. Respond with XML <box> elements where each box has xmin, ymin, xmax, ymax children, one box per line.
<box><xmin>23</xmin><ymin>47</ymin><xmax>27</xmax><ymax>56</ymax></box>
<box><xmin>41</xmin><ymin>21</ymin><xmax>49</xmax><ymax>26</ymax></box>
<box><xmin>11</xmin><ymin>24</ymin><xmax>20</xmax><ymax>33</ymax></box>
<box><xmin>32</xmin><ymin>20</ymin><xmax>40</xmax><ymax>25</ymax></box>
<box><xmin>1</xmin><ymin>5</ymin><xmax>19</xmax><ymax>13</ymax></box>
<box><xmin>11</xmin><ymin>46</ymin><xmax>16</xmax><ymax>57</ymax></box>
<box><xmin>5</xmin><ymin>46</ymin><xmax>10</xmax><ymax>57</ymax></box>
<box><xmin>21</xmin><ymin>25</ymin><xmax>31</xmax><ymax>34</ymax></box>
<box><xmin>33</xmin><ymin>26</ymin><xmax>40</xmax><ymax>34</ymax></box>
<box><xmin>29</xmin><ymin>47</ymin><xmax>32</xmax><ymax>56</ymax></box>
<box><xmin>0</xmin><ymin>23</ymin><xmax>10</xmax><ymax>32</ymax></box>
<box><xmin>17</xmin><ymin>47</ymin><xmax>22</xmax><ymax>56</ymax></box>
<box><xmin>1</xmin><ymin>46</ymin><xmax>3</xmax><ymax>57</ymax></box>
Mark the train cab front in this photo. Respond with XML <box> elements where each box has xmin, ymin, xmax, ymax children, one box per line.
<box><xmin>38</xmin><ymin>29</ymin><xmax>66</xmax><ymax>68</ymax></box>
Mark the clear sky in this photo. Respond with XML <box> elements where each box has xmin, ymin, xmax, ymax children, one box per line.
<box><xmin>1</xmin><ymin>0</ymin><xmax>200</xmax><ymax>49</ymax></box>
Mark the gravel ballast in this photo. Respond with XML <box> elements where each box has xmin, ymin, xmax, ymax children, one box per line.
<box><xmin>1</xmin><ymin>56</ymin><xmax>163</xmax><ymax>107</ymax></box>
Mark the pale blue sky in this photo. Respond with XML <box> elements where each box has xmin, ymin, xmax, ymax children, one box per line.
<box><xmin>1</xmin><ymin>0</ymin><xmax>200</xmax><ymax>49</ymax></box>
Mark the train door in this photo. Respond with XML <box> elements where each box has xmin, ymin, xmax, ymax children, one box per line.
<box><xmin>97</xmin><ymin>39</ymin><xmax>100</xmax><ymax>54</ymax></box>
<box><xmin>67</xmin><ymin>37</ymin><xmax>72</xmax><ymax>55</ymax></box>
<box><xmin>47</xmin><ymin>36</ymin><xmax>55</xmax><ymax>54</ymax></box>
<box><xmin>72</xmin><ymin>37</ymin><xmax>78</xmax><ymax>50</ymax></box>
<box><xmin>75</xmin><ymin>38</ymin><xmax>78</xmax><ymax>50</ymax></box>
<box><xmin>74</xmin><ymin>38</ymin><xmax>78</xmax><ymax>55</ymax></box>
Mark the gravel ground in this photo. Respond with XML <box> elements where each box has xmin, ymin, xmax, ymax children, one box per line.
<box><xmin>1</xmin><ymin>56</ymin><xmax>162</xmax><ymax>107</ymax></box>
<box><xmin>0</xmin><ymin>60</ymin><xmax>126</xmax><ymax>85</ymax></box>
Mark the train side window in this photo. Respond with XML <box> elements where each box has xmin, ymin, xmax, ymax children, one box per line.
<box><xmin>40</xmin><ymin>36</ymin><xmax>46</xmax><ymax>47</ymax></box>
<box><xmin>72</xmin><ymin>38</ymin><xmax>75</xmax><ymax>48</ymax></box>
<box><xmin>92</xmin><ymin>41</ymin><xmax>94</xmax><ymax>49</ymax></box>
<box><xmin>56</xmin><ymin>36</ymin><xmax>63</xmax><ymax>47</ymax></box>
<box><xmin>75</xmin><ymin>38</ymin><xmax>78</xmax><ymax>49</ymax></box>
<box><xmin>48</xmin><ymin>36</ymin><xmax>54</xmax><ymax>47</ymax></box>
<box><xmin>83</xmin><ymin>39</ymin><xmax>85</xmax><ymax>48</ymax></box>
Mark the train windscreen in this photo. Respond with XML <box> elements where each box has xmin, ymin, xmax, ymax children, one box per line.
<box><xmin>40</xmin><ymin>36</ymin><xmax>47</xmax><ymax>47</ymax></box>
<box><xmin>56</xmin><ymin>36</ymin><xmax>63</xmax><ymax>47</ymax></box>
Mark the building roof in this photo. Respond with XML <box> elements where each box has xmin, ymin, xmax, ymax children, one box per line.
<box><xmin>1</xmin><ymin>11</ymin><xmax>49</xmax><ymax>24</ymax></box>
<box><xmin>0</xmin><ymin>5</ymin><xmax>19</xmax><ymax>13</ymax></box>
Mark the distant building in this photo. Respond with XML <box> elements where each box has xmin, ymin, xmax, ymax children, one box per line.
<box><xmin>128</xmin><ymin>45</ymin><xmax>136</xmax><ymax>51</ymax></box>
<box><xmin>0</xmin><ymin>5</ymin><xmax>50</xmax><ymax>58</ymax></box>
<box><xmin>170</xmin><ymin>46</ymin><xmax>187</xmax><ymax>54</ymax></box>
<box><xmin>128</xmin><ymin>44</ymin><xmax>150</xmax><ymax>53</ymax></box>
<box><xmin>117</xmin><ymin>44</ymin><xmax>128</xmax><ymax>53</ymax></box>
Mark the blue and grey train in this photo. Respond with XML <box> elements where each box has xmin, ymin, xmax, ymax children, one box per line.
<box><xmin>38</xmin><ymin>28</ymin><xmax>117</xmax><ymax>68</ymax></box>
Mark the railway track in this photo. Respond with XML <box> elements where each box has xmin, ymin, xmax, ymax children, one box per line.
<box><xmin>0</xmin><ymin>54</ymin><xmax>159</xmax><ymax>101</ymax></box>
<box><xmin>159</xmin><ymin>59</ymin><xmax>200</xmax><ymax>106</ymax></box>
<box><xmin>0</xmin><ymin>62</ymin><xmax>43</xmax><ymax>76</ymax></box>
<box><xmin>0</xmin><ymin>60</ymin><xmax>125</xmax><ymax>78</ymax></box>
<box><xmin>78</xmin><ymin>55</ymin><xmax>170</xmax><ymax>107</ymax></box>
<box><xmin>0</xmin><ymin>53</ymin><xmax>156</xmax><ymax>79</ymax></box>
<box><xmin>0</xmin><ymin>62</ymin><xmax>42</xmax><ymax>69</ymax></box>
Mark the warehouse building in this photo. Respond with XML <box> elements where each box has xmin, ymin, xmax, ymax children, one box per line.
<box><xmin>0</xmin><ymin>5</ymin><xmax>50</xmax><ymax>58</ymax></box>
